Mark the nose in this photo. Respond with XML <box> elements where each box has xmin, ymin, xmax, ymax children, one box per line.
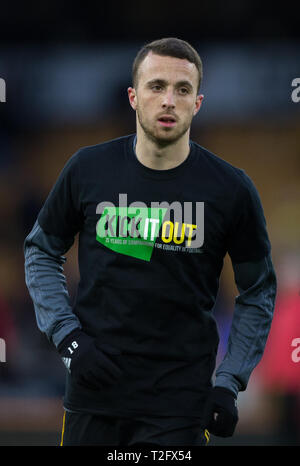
<box><xmin>162</xmin><ymin>89</ymin><xmax>175</xmax><ymax>109</ymax></box>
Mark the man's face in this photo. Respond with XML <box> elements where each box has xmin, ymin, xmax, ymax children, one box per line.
<box><xmin>128</xmin><ymin>52</ymin><xmax>203</xmax><ymax>146</ymax></box>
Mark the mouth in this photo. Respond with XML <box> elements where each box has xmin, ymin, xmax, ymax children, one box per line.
<box><xmin>157</xmin><ymin>115</ymin><xmax>177</xmax><ymax>128</ymax></box>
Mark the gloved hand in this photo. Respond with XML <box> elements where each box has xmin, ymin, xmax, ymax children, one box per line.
<box><xmin>203</xmin><ymin>386</ymin><xmax>238</xmax><ymax>437</ymax></box>
<box><xmin>57</xmin><ymin>328</ymin><xmax>123</xmax><ymax>390</ymax></box>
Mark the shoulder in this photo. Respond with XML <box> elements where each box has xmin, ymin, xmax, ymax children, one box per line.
<box><xmin>192</xmin><ymin>140</ymin><xmax>244</xmax><ymax>179</ymax></box>
<box><xmin>73</xmin><ymin>134</ymin><xmax>134</xmax><ymax>165</ymax></box>
<box><xmin>191</xmin><ymin>140</ymin><xmax>255</xmax><ymax>194</ymax></box>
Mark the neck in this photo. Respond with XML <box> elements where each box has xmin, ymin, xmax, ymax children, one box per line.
<box><xmin>135</xmin><ymin>126</ymin><xmax>191</xmax><ymax>170</ymax></box>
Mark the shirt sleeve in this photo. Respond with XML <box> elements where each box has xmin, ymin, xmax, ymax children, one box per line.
<box><xmin>24</xmin><ymin>219</ymin><xmax>81</xmax><ymax>347</ymax></box>
<box><xmin>214</xmin><ymin>253</ymin><xmax>277</xmax><ymax>396</ymax></box>
<box><xmin>226</xmin><ymin>170</ymin><xmax>271</xmax><ymax>263</ymax></box>
<box><xmin>37</xmin><ymin>150</ymin><xmax>83</xmax><ymax>239</ymax></box>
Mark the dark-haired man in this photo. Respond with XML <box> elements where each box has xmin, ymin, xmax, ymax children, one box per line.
<box><xmin>24</xmin><ymin>37</ymin><xmax>277</xmax><ymax>446</ymax></box>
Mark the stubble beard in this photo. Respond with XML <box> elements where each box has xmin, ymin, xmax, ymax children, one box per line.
<box><xmin>136</xmin><ymin>106</ymin><xmax>192</xmax><ymax>149</ymax></box>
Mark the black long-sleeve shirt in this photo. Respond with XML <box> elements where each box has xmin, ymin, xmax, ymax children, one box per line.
<box><xmin>24</xmin><ymin>134</ymin><xmax>277</xmax><ymax>417</ymax></box>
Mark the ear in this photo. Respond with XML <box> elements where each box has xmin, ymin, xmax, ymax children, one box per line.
<box><xmin>128</xmin><ymin>87</ymin><xmax>137</xmax><ymax>110</ymax></box>
<box><xmin>194</xmin><ymin>94</ymin><xmax>204</xmax><ymax>116</ymax></box>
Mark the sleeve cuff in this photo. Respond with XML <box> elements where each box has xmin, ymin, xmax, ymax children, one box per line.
<box><xmin>51</xmin><ymin>321</ymin><xmax>82</xmax><ymax>349</ymax></box>
<box><xmin>214</xmin><ymin>374</ymin><xmax>241</xmax><ymax>398</ymax></box>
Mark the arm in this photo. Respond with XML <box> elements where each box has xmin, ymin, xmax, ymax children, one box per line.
<box><xmin>24</xmin><ymin>150</ymin><xmax>123</xmax><ymax>388</ymax></box>
<box><xmin>203</xmin><ymin>253</ymin><xmax>277</xmax><ymax>437</ymax></box>
<box><xmin>215</xmin><ymin>253</ymin><xmax>277</xmax><ymax>396</ymax></box>
<box><xmin>24</xmin><ymin>219</ymin><xmax>122</xmax><ymax>387</ymax></box>
<box><xmin>24</xmin><ymin>151</ymin><xmax>83</xmax><ymax>347</ymax></box>
<box><xmin>203</xmin><ymin>170</ymin><xmax>276</xmax><ymax>437</ymax></box>
<box><xmin>24</xmin><ymin>219</ymin><xmax>81</xmax><ymax>348</ymax></box>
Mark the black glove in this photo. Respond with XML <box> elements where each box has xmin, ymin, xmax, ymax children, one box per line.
<box><xmin>57</xmin><ymin>328</ymin><xmax>123</xmax><ymax>390</ymax></box>
<box><xmin>203</xmin><ymin>386</ymin><xmax>238</xmax><ymax>437</ymax></box>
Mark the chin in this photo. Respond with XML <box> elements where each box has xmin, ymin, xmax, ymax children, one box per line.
<box><xmin>154</xmin><ymin>128</ymin><xmax>188</xmax><ymax>146</ymax></box>
<box><xmin>138</xmin><ymin>115</ymin><xmax>189</xmax><ymax>146</ymax></box>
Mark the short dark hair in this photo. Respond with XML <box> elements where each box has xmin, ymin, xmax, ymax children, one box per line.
<box><xmin>132</xmin><ymin>37</ymin><xmax>203</xmax><ymax>93</ymax></box>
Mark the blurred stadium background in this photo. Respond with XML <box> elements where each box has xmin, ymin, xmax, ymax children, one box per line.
<box><xmin>0</xmin><ymin>1</ymin><xmax>299</xmax><ymax>446</ymax></box>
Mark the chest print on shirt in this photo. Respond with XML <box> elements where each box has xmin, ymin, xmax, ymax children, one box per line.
<box><xmin>94</xmin><ymin>194</ymin><xmax>204</xmax><ymax>261</ymax></box>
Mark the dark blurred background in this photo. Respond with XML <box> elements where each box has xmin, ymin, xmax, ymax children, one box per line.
<box><xmin>0</xmin><ymin>1</ymin><xmax>299</xmax><ymax>446</ymax></box>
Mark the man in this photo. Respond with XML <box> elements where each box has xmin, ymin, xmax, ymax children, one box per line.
<box><xmin>24</xmin><ymin>38</ymin><xmax>277</xmax><ymax>446</ymax></box>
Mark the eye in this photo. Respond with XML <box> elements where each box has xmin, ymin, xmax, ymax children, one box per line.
<box><xmin>151</xmin><ymin>85</ymin><xmax>162</xmax><ymax>92</ymax></box>
<box><xmin>178</xmin><ymin>87</ymin><xmax>189</xmax><ymax>95</ymax></box>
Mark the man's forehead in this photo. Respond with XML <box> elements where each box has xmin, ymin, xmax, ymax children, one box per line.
<box><xmin>139</xmin><ymin>51</ymin><xmax>198</xmax><ymax>83</ymax></box>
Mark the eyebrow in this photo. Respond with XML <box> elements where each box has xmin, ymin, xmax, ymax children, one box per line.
<box><xmin>146</xmin><ymin>78</ymin><xmax>193</xmax><ymax>90</ymax></box>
